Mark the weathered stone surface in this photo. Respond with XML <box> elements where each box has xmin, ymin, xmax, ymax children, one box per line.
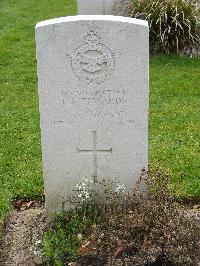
<box><xmin>77</xmin><ymin>0</ymin><xmax>121</xmax><ymax>15</ymax></box>
<box><xmin>35</xmin><ymin>15</ymin><xmax>149</xmax><ymax>218</ymax></box>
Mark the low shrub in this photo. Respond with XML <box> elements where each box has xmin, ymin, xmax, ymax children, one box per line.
<box><xmin>123</xmin><ymin>0</ymin><xmax>200</xmax><ymax>54</ymax></box>
<box><xmin>41</xmin><ymin>173</ymin><xmax>200</xmax><ymax>265</ymax></box>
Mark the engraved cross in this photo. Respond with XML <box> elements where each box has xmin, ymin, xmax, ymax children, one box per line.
<box><xmin>77</xmin><ymin>131</ymin><xmax>112</xmax><ymax>183</ymax></box>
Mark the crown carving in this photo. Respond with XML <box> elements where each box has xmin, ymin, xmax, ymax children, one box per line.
<box><xmin>84</xmin><ymin>31</ymin><xmax>100</xmax><ymax>44</ymax></box>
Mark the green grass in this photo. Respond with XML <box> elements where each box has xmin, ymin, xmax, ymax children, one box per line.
<box><xmin>149</xmin><ymin>56</ymin><xmax>200</xmax><ymax>197</ymax></box>
<box><xmin>0</xmin><ymin>0</ymin><xmax>199</xmax><ymax>222</ymax></box>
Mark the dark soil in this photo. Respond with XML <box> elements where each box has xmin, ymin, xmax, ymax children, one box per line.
<box><xmin>76</xmin><ymin>253</ymin><xmax>176</xmax><ymax>266</ymax></box>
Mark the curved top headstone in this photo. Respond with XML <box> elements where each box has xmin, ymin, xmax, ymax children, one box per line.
<box><xmin>36</xmin><ymin>15</ymin><xmax>148</xmax><ymax>28</ymax></box>
<box><xmin>35</xmin><ymin>15</ymin><xmax>149</xmax><ymax>219</ymax></box>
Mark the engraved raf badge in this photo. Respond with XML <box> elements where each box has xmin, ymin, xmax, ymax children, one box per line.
<box><xmin>71</xmin><ymin>31</ymin><xmax>115</xmax><ymax>85</ymax></box>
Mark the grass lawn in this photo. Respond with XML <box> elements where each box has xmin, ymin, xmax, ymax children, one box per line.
<box><xmin>150</xmin><ymin>56</ymin><xmax>200</xmax><ymax>197</ymax></box>
<box><xmin>0</xmin><ymin>0</ymin><xmax>199</xmax><ymax>222</ymax></box>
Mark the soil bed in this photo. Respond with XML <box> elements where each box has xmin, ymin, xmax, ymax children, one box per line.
<box><xmin>0</xmin><ymin>204</ymin><xmax>46</xmax><ymax>266</ymax></box>
<box><xmin>0</xmin><ymin>203</ymin><xmax>199</xmax><ymax>265</ymax></box>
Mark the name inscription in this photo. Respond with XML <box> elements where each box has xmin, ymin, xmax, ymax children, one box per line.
<box><xmin>54</xmin><ymin>87</ymin><xmax>135</xmax><ymax>127</ymax></box>
<box><xmin>62</xmin><ymin>88</ymin><xmax>126</xmax><ymax>105</ymax></box>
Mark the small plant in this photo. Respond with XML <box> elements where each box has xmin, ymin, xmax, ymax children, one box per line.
<box><xmin>41</xmin><ymin>178</ymin><xmax>127</xmax><ymax>265</ymax></box>
<box><xmin>41</xmin><ymin>174</ymin><xmax>200</xmax><ymax>265</ymax></box>
<box><xmin>123</xmin><ymin>0</ymin><xmax>200</xmax><ymax>54</ymax></box>
<box><xmin>42</xmin><ymin>210</ymin><xmax>88</xmax><ymax>265</ymax></box>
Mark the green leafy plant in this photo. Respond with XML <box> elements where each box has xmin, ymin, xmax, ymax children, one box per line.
<box><xmin>123</xmin><ymin>0</ymin><xmax>200</xmax><ymax>53</ymax></box>
<box><xmin>42</xmin><ymin>210</ymin><xmax>87</xmax><ymax>265</ymax></box>
<box><xmin>41</xmin><ymin>178</ymin><xmax>126</xmax><ymax>265</ymax></box>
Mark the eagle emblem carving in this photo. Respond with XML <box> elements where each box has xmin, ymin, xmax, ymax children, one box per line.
<box><xmin>71</xmin><ymin>31</ymin><xmax>115</xmax><ymax>85</ymax></box>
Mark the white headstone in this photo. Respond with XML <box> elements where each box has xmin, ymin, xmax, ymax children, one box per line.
<box><xmin>77</xmin><ymin>0</ymin><xmax>121</xmax><ymax>15</ymax></box>
<box><xmin>35</xmin><ymin>16</ymin><xmax>149</xmax><ymax>218</ymax></box>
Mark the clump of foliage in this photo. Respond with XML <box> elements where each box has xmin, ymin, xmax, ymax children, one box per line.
<box><xmin>42</xmin><ymin>209</ymin><xmax>90</xmax><ymax>265</ymax></box>
<box><xmin>41</xmin><ymin>173</ymin><xmax>200</xmax><ymax>265</ymax></box>
<box><xmin>41</xmin><ymin>178</ymin><xmax>126</xmax><ymax>265</ymax></box>
<box><xmin>123</xmin><ymin>0</ymin><xmax>200</xmax><ymax>54</ymax></box>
